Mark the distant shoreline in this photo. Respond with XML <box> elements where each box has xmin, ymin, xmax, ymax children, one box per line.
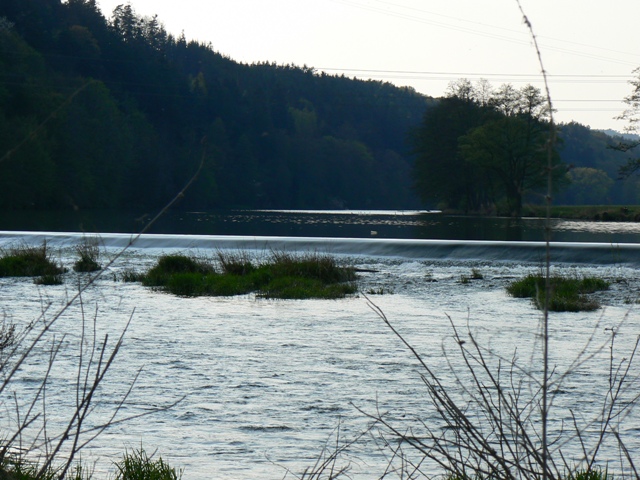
<box><xmin>437</xmin><ymin>205</ymin><xmax>640</xmax><ymax>222</ymax></box>
<box><xmin>522</xmin><ymin>205</ymin><xmax>640</xmax><ymax>222</ymax></box>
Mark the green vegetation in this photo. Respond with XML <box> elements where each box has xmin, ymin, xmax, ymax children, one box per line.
<box><xmin>139</xmin><ymin>252</ymin><xmax>358</xmax><ymax>299</ymax></box>
<box><xmin>459</xmin><ymin>268</ymin><xmax>483</xmax><ymax>284</ymax></box>
<box><xmin>120</xmin><ymin>268</ymin><xmax>145</xmax><ymax>282</ymax></box>
<box><xmin>0</xmin><ymin>458</ymin><xmax>87</xmax><ymax>480</ymax></box>
<box><xmin>568</xmin><ymin>469</ymin><xmax>611</xmax><ymax>480</ymax></box>
<box><xmin>506</xmin><ymin>274</ymin><xmax>609</xmax><ymax>311</ymax></box>
<box><xmin>0</xmin><ymin>2</ymin><xmax>427</xmax><ymax>211</ymax></box>
<box><xmin>523</xmin><ymin>204</ymin><xmax>640</xmax><ymax>221</ymax></box>
<box><xmin>444</xmin><ymin>471</ymin><xmax>609</xmax><ymax>480</ymax></box>
<box><xmin>0</xmin><ymin>244</ymin><xmax>65</xmax><ymax>277</ymax></box>
<box><xmin>34</xmin><ymin>273</ymin><xmax>64</xmax><ymax>285</ymax></box>
<box><xmin>2</xmin><ymin>2</ymin><xmax>636</xmax><ymax>214</ymax></box>
<box><xmin>412</xmin><ymin>80</ymin><xmax>566</xmax><ymax>216</ymax></box>
<box><xmin>114</xmin><ymin>448</ymin><xmax>183</xmax><ymax>480</ymax></box>
<box><xmin>73</xmin><ymin>238</ymin><xmax>102</xmax><ymax>272</ymax></box>
<box><xmin>0</xmin><ymin>448</ymin><xmax>182</xmax><ymax>480</ymax></box>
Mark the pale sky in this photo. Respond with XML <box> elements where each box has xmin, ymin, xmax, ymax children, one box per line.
<box><xmin>96</xmin><ymin>0</ymin><xmax>640</xmax><ymax>131</ymax></box>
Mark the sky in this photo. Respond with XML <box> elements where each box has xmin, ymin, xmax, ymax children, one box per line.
<box><xmin>95</xmin><ymin>0</ymin><xmax>640</xmax><ymax>131</ymax></box>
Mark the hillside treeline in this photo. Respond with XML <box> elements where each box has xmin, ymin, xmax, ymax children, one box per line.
<box><xmin>0</xmin><ymin>0</ymin><xmax>636</xmax><ymax>214</ymax></box>
<box><xmin>0</xmin><ymin>0</ymin><xmax>430</xmax><ymax>211</ymax></box>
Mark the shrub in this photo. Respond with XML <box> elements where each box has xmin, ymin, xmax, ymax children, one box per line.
<box><xmin>568</xmin><ymin>469</ymin><xmax>610</xmax><ymax>480</ymax></box>
<box><xmin>471</xmin><ymin>268</ymin><xmax>483</xmax><ymax>279</ymax></box>
<box><xmin>0</xmin><ymin>452</ymin><xmax>93</xmax><ymax>480</ymax></box>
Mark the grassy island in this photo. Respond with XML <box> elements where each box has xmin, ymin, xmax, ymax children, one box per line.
<box><xmin>134</xmin><ymin>251</ymin><xmax>358</xmax><ymax>299</ymax></box>
<box><xmin>0</xmin><ymin>244</ymin><xmax>65</xmax><ymax>281</ymax></box>
<box><xmin>506</xmin><ymin>274</ymin><xmax>609</xmax><ymax>312</ymax></box>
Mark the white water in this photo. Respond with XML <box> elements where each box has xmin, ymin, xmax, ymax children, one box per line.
<box><xmin>1</xmin><ymin>232</ymin><xmax>639</xmax><ymax>478</ymax></box>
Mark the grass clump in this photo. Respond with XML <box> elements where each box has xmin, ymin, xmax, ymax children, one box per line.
<box><xmin>567</xmin><ymin>469</ymin><xmax>610</xmax><ymax>480</ymax></box>
<box><xmin>258</xmin><ymin>276</ymin><xmax>357</xmax><ymax>299</ymax></box>
<box><xmin>0</xmin><ymin>456</ymin><xmax>92</xmax><ymax>480</ymax></box>
<box><xmin>120</xmin><ymin>268</ymin><xmax>145</xmax><ymax>282</ymax></box>
<box><xmin>506</xmin><ymin>274</ymin><xmax>609</xmax><ymax>312</ymax></box>
<box><xmin>0</xmin><ymin>243</ymin><xmax>65</xmax><ymax>277</ymax></box>
<box><xmin>459</xmin><ymin>268</ymin><xmax>483</xmax><ymax>284</ymax></box>
<box><xmin>73</xmin><ymin>238</ymin><xmax>101</xmax><ymax>272</ymax></box>
<box><xmin>142</xmin><ymin>254</ymin><xmax>215</xmax><ymax>288</ymax></box>
<box><xmin>137</xmin><ymin>251</ymin><xmax>357</xmax><ymax>299</ymax></box>
<box><xmin>34</xmin><ymin>273</ymin><xmax>64</xmax><ymax>285</ymax></box>
<box><xmin>114</xmin><ymin>447</ymin><xmax>182</xmax><ymax>480</ymax></box>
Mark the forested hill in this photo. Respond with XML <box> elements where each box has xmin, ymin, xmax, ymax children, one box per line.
<box><xmin>0</xmin><ymin>0</ymin><xmax>432</xmax><ymax>211</ymax></box>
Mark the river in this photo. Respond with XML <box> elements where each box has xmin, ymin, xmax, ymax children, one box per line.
<box><xmin>0</xmin><ymin>210</ymin><xmax>639</xmax><ymax>478</ymax></box>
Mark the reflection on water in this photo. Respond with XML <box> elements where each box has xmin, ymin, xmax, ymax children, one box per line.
<box><xmin>2</xmin><ymin>209</ymin><xmax>640</xmax><ymax>243</ymax></box>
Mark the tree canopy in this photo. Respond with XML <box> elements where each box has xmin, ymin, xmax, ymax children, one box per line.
<box><xmin>413</xmin><ymin>80</ymin><xmax>567</xmax><ymax>216</ymax></box>
<box><xmin>0</xmin><ymin>2</ymin><xmax>636</xmax><ymax>213</ymax></box>
<box><xmin>612</xmin><ymin>67</ymin><xmax>640</xmax><ymax>179</ymax></box>
<box><xmin>0</xmin><ymin>1</ymin><xmax>431</xmax><ymax>211</ymax></box>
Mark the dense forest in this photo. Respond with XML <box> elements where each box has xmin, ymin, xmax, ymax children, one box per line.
<box><xmin>0</xmin><ymin>0</ymin><xmax>431</xmax><ymax>211</ymax></box>
<box><xmin>0</xmin><ymin>0</ymin><xmax>637</xmax><ymax>213</ymax></box>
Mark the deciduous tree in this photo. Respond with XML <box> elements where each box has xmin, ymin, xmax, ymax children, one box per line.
<box><xmin>615</xmin><ymin>67</ymin><xmax>640</xmax><ymax>178</ymax></box>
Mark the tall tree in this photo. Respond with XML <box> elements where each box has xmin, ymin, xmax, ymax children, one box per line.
<box><xmin>412</xmin><ymin>81</ymin><xmax>564</xmax><ymax>216</ymax></box>
<box><xmin>411</xmin><ymin>95</ymin><xmax>493</xmax><ymax>211</ymax></box>
<box><xmin>614</xmin><ymin>67</ymin><xmax>640</xmax><ymax>178</ymax></box>
<box><xmin>459</xmin><ymin>115</ymin><xmax>556</xmax><ymax>216</ymax></box>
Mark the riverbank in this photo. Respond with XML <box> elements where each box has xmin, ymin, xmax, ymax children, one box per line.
<box><xmin>523</xmin><ymin>205</ymin><xmax>640</xmax><ymax>221</ymax></box>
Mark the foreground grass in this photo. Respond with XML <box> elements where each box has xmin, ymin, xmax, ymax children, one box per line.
<box><xmin>507</xmin><ymin>274</ymin><xmax>609</xmax><ymax>311</ymax></box>
<box><xmin>113</xmin><ymin>447</ymin><xmax>183</xmax><ymax>480</ymax></box>
<box><xmin>138</xmin><ymin>251</ymin><xmax>358</xmax><ymax>299</ymax></box>
<box><xmin>0</xmin><ymin>447</ymin><xmax>181</xmax><ymax>480</ymax></box>
<box><xmin>445</xmin><ymin>469</ymin><xmax>610</xmax><ymax>480</ymax></box>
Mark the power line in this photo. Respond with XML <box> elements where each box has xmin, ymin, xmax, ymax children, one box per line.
<box><xmin>330</xmin><ymin>0</ymin><xmax>639</xmax><ymax>68</ymax></box>
<box><xmin>317</xmin><ymin>67</ymin><xmax>632</xmax><ymax>79</ymax></box>
<box><xmin>367</xmin><ymin>0</ymin><xmax>639</xmax><ymax>59</ymax></box>
<box><xmin>316</xmin><ymin>69</ymin><xmax>633</xmax><ymax>85</ymax></box>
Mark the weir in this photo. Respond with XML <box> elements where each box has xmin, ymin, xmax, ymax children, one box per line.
<box><xmin>1</xmin><ymin>231</ymin><xmax>639</xmax><ymax>265</ymax></box>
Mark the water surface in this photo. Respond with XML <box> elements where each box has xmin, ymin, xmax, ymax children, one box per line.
<box><xmin>3</xmin><ymin>209</ymin><xmax>640</xmax><ymax>243</ymax></box>
<box><xmin>0</xmin><ymin>229</ymin><xmax>638</xmax><ymax>478</ymax></box>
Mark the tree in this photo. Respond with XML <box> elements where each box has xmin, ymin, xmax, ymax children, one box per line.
<box><xmin>615</xmin><ymin>67</ymin><xmax>640</xmax><ymax>178</ymax></box>
<box><xmin>110</xmin><ymin>4</ymin><xmax>141</xmax><ymax>43</ymax></box>
<box><xmin>411</xmin><ymin>93</ymin><xmax>494</xmax><ymax>211</ymax></box>
<box><xmin>561</xmin><ymin>167</ymin><xmax>613</xmax><ymax>205</ymax></box>
<box><xmin>412</xmin><ymin>80</ymin><xmax>563</xmax><ymax>215</ymax></box>
<box><xmin>459</xmin><ymin>115</ymin><xmax>560</xmax><ymax>216</ymax></box>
